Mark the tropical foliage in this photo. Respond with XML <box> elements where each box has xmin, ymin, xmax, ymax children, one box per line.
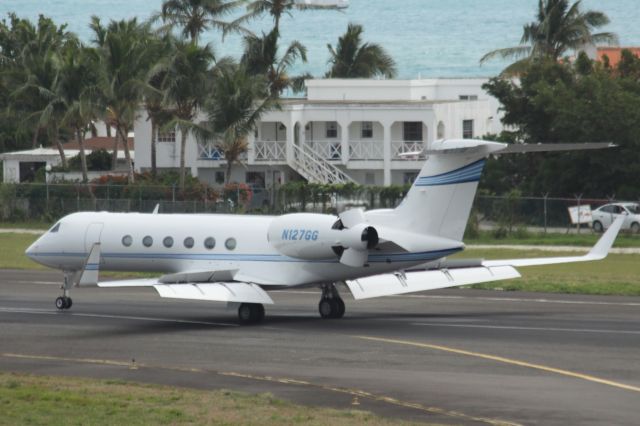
<box><xmin>326</xmin><ymin>23</ymin><xmax>396</xmax><ymax>78</ymax></box>
<box><xmin>480</xmin><ymin>0</ymin><xmax>617</xmax><ymax>75</ymax></box>
<box><xmin>481</xmin><ymin>52</ymin><xmax>640</xmax><ymax>198</ymax></box>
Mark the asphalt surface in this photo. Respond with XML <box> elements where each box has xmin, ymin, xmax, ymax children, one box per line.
<box><xmin>1</xmin><ymin>269</ymin><xmax>639</xmax><ymax>425</ymax></box>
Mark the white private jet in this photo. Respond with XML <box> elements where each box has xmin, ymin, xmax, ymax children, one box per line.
<box><xmin>25</xmin><ymin>139</ymin><xmax>623</xmax><ymax>323</ymax></box>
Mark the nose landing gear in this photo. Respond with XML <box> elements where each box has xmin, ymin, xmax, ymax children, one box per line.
<box><xmin>319</xmin><ymin>283</ymin><xmax>345</xmax><ymax>319</ymax></box>
<box><xmin>55</xmin><ymin>271</ymin><xmax>75</xmax><ymax>310</ymax></box>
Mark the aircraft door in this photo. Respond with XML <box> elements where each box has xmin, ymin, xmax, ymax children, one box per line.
<box><xmin>85</xmin><ymin>222</ymin><xmax>104</xmax><ymax>253</ymax></box>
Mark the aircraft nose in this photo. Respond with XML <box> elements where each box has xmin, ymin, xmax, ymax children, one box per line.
<box><xmin>25</xmin><ymin>241</ymin><xmax>39</xmax><ymax>259</ymax></box>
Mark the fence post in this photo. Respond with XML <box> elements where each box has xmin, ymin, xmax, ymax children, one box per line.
<box><xmin>543</xmin><ymin>193</ymin><xmax>549</xmax><ymax>234</ymax></box>
<box><xmin>575</xmin><ymin>194</ymin><xmax>583</xmax><ymax>234</ymax></box>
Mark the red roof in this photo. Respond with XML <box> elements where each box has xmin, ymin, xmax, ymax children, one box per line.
<box><xmin>596</xmin><ymin>47</ymin><xmax>640</xmax><ymax>67</ymax></box>
<box><xmin>61</xmin><ymin>136</ymin><xmax>134</xmax><ymax>151</ymax></box>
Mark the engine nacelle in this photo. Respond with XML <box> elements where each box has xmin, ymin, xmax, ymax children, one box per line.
<box><xmin>267</xmin><ymin>213</ymin><xmax>378</xmax><ymax>260</ymax></box>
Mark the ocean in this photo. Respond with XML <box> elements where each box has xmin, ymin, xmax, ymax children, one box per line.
<box><xmin>2</xmin><ymin>0</ymin><xmax>640</xmax><ymax>78</ymax></box>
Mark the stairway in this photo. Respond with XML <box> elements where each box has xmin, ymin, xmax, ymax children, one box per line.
<box><xmin>289</xmin><ymin>144</ymin><xmax>355</xmax><ymax>184</ymax></box>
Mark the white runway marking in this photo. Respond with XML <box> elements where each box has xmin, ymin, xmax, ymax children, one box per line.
<box><xmin>412</xmin><ymin>322</ymin><xmax>640</xmax><ymax>335</ymax></box>
<box><xmin>0</xmin><ymin>306</ymin><xmax>237</xmax><ymax>327</ymax></box>
<box><xmin>274</xmin><ymin>290</ymin><xmax>640</xmax><ymax>307</ymax></box>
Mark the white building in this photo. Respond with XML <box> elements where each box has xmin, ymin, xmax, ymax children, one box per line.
<box><xmin>133</xmin><ymin>78</ymin><xmax>503</xmax><ymax>187</ymax></box>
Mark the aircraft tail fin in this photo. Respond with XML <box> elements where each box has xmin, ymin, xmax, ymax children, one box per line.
<box><xmin>392</xmin><ymin>139</ymin><xmax>505</xmax><ymax>241</ymax></box>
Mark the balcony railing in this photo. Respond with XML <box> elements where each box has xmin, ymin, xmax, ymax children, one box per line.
<box><xmin>198</xmin><ymin>142</ymin><xmax>248</xmax><ymax>161</ymax></box>
<box><xmin>254</xmin><ymin>140</ymin><xmax>286</xmax><ymax>162</ymax></box>
<box><xmin>391</xmin><ymin>140</ymin><xmax>426</xmax><ymax>160</ymax></box>
<box><xmin>349</xmin><ymin>139</ymin><xmax>383</xmax><ymax>160</ymax></box>
<box><xmin>306</xmin><ymin>139</ymin><xmax>342</xmax><ymax>161</ymax></box>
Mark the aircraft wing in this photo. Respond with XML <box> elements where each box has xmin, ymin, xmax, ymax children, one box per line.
<box><xmin>345</xmin><ymin>217</ymin><xmax>624</xmax><ymax>300</ymax></box>
<box><xmin>96</xmin><ymin>268</ymin><xmax>275</xmax><ymax>304</ymax></box>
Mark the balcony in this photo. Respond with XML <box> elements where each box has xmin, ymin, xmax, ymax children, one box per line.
<box><xmin>349</xmin><ymin>139</ymin><xmax>384</xmax><ymax>160</ymax></box>
<box><xmin>254</xmin><ymin>140</ymin><xmax>286</xmax><ymax>162</ymax></box>
<box><xmin>391</xmin><ymin>140</ymin><xmax>426</xmax><ymax>160</ymax></box>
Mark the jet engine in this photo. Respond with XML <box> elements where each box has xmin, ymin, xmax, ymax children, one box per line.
<box><xmin>267</xmin><ymin>212</ymin><xmax>379</xmax><ymax>267</ymax></box>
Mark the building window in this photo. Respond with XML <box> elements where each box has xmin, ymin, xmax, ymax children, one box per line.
<box><xmin>225</xmin><ymin>238</ymin><xmax>237</xmax><ymax>250</ymax></box>
<box><xmin>184</xmin><ymin>237</ymin><xmax>194</xmax><ymax>249</ymax></box>
<box><xmin>204</xmin><ymin>237</ymin><xmax>216</xmax><ymax>250</ymax></box>
<box><xmin>459</xmin><ymin>95</ymin><xmax>478</xmax><ymax>101</ymax></box>
<box><xmin>365</xmin><ymin>172</ymin><xmax>375</xmax><ymax>185</ymax></box>
<box><xmin>462</xmin><ymin>120</ymin><xmax>474</xmax><ymax>139</ymax></box>
<box><xmin>163</xmin><ymin>236</ymin><xmax>174</xmax><ymax>248</ymax></box>
<box><xmin>361</xmin><ymin>122</ymin><xmax>373</xmax><ymax>138</ymax></box>
<box><xmin>403</xmin><ymin>122</ymin><xmax>422</xmax><ymax>141</ymax></box>
<box><xmin>246</xmin><ymin>172</ymin><xmax>266</xmax><ymax>188</ymax></box>
<box><xmin>157</xmin><ymin>128</ymin><xmax>176</xmax><ymax>143</ymax></box>
<box><xmin>404</xmin><ymin>172</ymin><xmax>418</xmax><ymax>184</ymax></box>
<box><xmin>215</xmin><ymin>171</ymin><xmax>225</xmax><ymax>184</ymax></box>
<box><xmin>326</xmin><ymin>121</ymin><xmax>338</xmax><ymax>138</ymax></box>
<box><xmin>142</xmin><ymin>236</ymin><xmax>153</xmax><ymax>247</ymax></box>
<box><xmin>122</xmin><ymin>235</ymin><xmax>132</xmax><ymax>247</ymax></box>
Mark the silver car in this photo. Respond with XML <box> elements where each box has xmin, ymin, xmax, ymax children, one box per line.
<box><xmin>591</xmin><ymin>203</ymin><xmax>640</xmax><ymax>233</ymax></box>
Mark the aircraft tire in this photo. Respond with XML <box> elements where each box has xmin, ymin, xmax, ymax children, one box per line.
<box><xmin>319</xmin><ymin>298</ymin><xmax>333</xmax><ymax>319</ymax></box>
<box><xmin>55</xmin><ymin>297</ymin><xmax>66</xmax><ymax>310</ymax></box>
<box><xmin>238</xmin><ymin>303</ymin><xmax>264</xmax><ymax>324</ymax></box>
<box><xmin>66</xmin><ymin>297</ymin><xmax>72</xmax><ymax>309</ymax></box>
<box><xmin>333</xmin><ymin>298</ymin><xmax>345</xmax><ymax>319</ymax></box>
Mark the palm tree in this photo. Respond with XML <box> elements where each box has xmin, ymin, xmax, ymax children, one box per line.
<box><xmin>5</xmin><ymin>14</ymin><xmax>74</xmax><ymax>161</ymax></box>
<box><xmin>480</xmin><ymin>0</ymin><xmax>617</xmax><ymax>74</ymax></box>
<box><xmin>241</xmin><ymin>28</ymin><xmax>308</xmax><ymax>97</ymax></box>
<box><xmin>56</xmin><ymin>41</ymin><xmax>100</xmax><ymax>183</ymax></box>
<box><xmin>236</xmin><ymin>0</ymin><xmax>340</xmax><ymax>34</ymax></box>
<box><xmin>202</xmin><ymin>62</ymin><xmax>276</xmax><ymax>183</ymax></box>
<box><xmin>161</xmin><ymin>40</ymin><xmax>214</xmax><ymax>190</ymax></box>
<box><xmin>157</xmin><ymin>0</ymin><xmax>245</xmax><ymax>43</ymax></box>
<box><xmin>90</xmin><ymin>17</ymin><xmax>161</xmax><ymax>183</ymax></box>
<box><xmin>325</xmin><ymin>23</ymin><xmax>396</xmax><ymax>79</ymax></box>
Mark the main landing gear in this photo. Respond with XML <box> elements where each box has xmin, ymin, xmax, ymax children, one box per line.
<box><xmin>55</xmin><ymin>271</ymin><xmax>75</xmax><ymax>310</ymax></box>
<box><xmin>318</xmin><ymin>283</ymin><xmax>345</xmax><ymax>319</ymax></box>
<box><xmin>237</xmin><ymin>303</ymin><xmax>265</xmax><ymax>324</ymax></box>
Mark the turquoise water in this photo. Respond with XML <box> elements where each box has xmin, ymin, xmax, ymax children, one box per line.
<box><xmin>2</xmin><ymin>0</ymin><xmax>640</xmax><ymax>78</ymax></box>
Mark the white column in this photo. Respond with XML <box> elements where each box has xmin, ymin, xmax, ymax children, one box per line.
<box><xmin>247</xmin><ymin>130</ymin><xmax>256</xmax><ymax>165</ymax></box>
<box><xmin>383</xmin><ymin>121</ymin><xmax>392</xmax><ymax>186</ymax></box>
<box><xmin>286</xmin><ymin>119</ymin><xmax>295</xmax><ymax>164</ymax></box>
<box><xmin>340</xmin><ymin>121</ymin><xmax>350</xmax><ymax>165</ymax></box>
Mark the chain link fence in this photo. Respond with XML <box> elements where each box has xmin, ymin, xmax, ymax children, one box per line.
<box><xmin>1</xmin><ymin>182</ymin><xmax>636</xmax><ymax>235</ymax></box>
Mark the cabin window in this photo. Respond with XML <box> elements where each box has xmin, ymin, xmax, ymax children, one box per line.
<box><xmin>50</xmin><ymin>222</ymin><xmax>61</xmax><ymax>233</ymax></box>
<box><xmin>184</xmin><ymin>237</ymin><xmax>194</xmax><ymax>248</ymax></box>
<box><xmin>204</xmin><ymin>237</ymin><xmax>216</xmax><ymax>250</ymax></box>
<box><xmin>225</xmin><ymin>238</ymin><xmax>237</xmax><ymax>250</ymax></box>
<box><xmin>122</xmin><ymin>235</ymin><xmax>132</xmax><ymax>247</ymax></box>
<box><xmin>163</xmin><ymin>236</ymin><xmax>174</xmax><ymax>248</ymax></box>
<box><xmin>143</xmin><ymin>236</ymin><xmax>153</xmax><ymax>247</ymax></box>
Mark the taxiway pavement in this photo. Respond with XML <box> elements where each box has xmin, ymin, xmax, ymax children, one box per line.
<box><xmin>1</xmin><ymin>269</ymin><xmax>639</xmax><ymax>425</ymax></box>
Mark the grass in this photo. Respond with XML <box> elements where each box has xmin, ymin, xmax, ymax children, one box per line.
<box><xmin>455</xmin><ymin>248</ymin><xmax>640</xmax><ymax>296</ymax></box>
<box><xmin>0</xmin><ymin>372</ymin><xmax>424</xmax><ymax>426</ymax></box>
<box><xmin>466</xmin><ymin>230</ymin><xmax>640</xmax><ymax>247</ymax></box>
<box><xmin>2</xmin><ymin>233</ymin><xmax>639</xmax><ymax>296</ymax></box>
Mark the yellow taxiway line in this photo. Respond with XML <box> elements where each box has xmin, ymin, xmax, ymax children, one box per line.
<box><xmin>355</xmin><ymin>336</ymin><xmax>640</xmax><ymax>393</ymax></box>
<box><xmin>2</xmin><ymin>352</ymin><xmax>520</xmax><ymax>426</ymax></box>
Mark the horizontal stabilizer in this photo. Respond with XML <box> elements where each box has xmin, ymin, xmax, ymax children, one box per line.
<box><xmin>483</xmin><ymin>216</ymin><xmax>623</xmax><ymax>268</ymax></box>
<box><xmin>496</xmin><ymin>142</ymin><xmax>615</xmax><ymax>154</ymax></box>
<box><xmin>345</xmin><ymin>266</ymin><xmax>520</xmax><ymax>300</ymax></box>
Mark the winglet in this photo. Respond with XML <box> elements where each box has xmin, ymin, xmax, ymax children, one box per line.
<box><xmin>587</xmin><ymin>216</ymin><xmax>625</xmax><ymax>260</ymax></box>
<box><xmin>152</xmin><ymin>204</ymin><xmax>160</xmax><ymax>214</ymax></box>
<box><xmin>78</xmin><ymin>243</ymin><xmax>101</xmax><ymax>286</ymax></box>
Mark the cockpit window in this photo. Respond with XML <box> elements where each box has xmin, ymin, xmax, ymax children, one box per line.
<box><xmin>50</xmin><ymin>223</ymin><xmax>61</xmax><ymax>233</ymax></box>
